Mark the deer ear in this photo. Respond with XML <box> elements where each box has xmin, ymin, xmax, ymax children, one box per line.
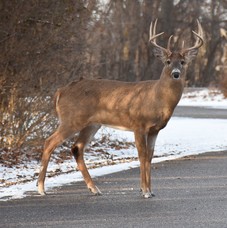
<box><xmin>153</xmin><ymin>47</ymin><xmax>168</xmax><ymax>63</ymax></box>
<box><xmin>183</xmin><ymin>49</ymin><xmax>199</xmax><ymax>63</ymax></box>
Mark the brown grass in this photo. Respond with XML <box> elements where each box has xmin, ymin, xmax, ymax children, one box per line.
<box><xmin>219</xmin><ymin>73</ymin><xmax>227</xmax><ymax>98</ymax></box>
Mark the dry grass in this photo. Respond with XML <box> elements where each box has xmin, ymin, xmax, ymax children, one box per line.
<box><xmin>219</xmin><ymin>73</ymin><xmax>227</xmax><ymax>98</ymax></box>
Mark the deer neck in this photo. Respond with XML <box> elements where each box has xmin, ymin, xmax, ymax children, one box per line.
<box><xmin>157</xmin><ymin>68</ymin><xmax>185</xmax><ymax>109</ymax></box>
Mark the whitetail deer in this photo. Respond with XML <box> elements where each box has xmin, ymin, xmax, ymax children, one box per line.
<box><xmin>38</xmin><ymin>19</ymin><xmax>203</xmax><ymax>198</ymax></box>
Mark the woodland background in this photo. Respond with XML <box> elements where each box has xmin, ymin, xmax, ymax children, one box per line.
<box><xmin>0</xmin><ymin>0</ymin><xmax>226</xmax><ymax>154</ymax></box>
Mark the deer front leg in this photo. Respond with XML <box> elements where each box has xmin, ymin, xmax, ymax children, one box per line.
<box><xmin>145</xmin><ymin>131</ymin><xmax>158</xmax><ymax>198</ymax></box>
<box><xmin>134</xmin><ymin>132</ymin><xmax>149</xmax><ymax>198</ymax></box>
<box><xmin>72</xmin><ymin>125</ymin><xmax>101</xmax><ymax>195</ymax></box>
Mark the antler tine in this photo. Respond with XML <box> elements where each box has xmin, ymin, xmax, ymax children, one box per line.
<box><xmin>184</xmin><ymin>19</ymin><xmax>204</xmax><ymax>52</ymax></box>
<box><xmin>192</xmin><ymin>20</ymin><xmax>203</xmax><ymax>45</ymax></box>
<box><xmin>182</xmin><ymin>40</ymin><xmax>185</xmax><ymax>49</ymax></box>
<box><xmin>167</xmin><ymin>35</ymin><xmax>173</xmax><ymax>50</ymax></box>
<box><xmin>149</xmin><ymin>21</ymin><xmax>154</xmax><ymax>41</ymax></box>
<box><xmin>197</xmin><ymin>19</ymin><xmax>204</xmax><ymax>44</ymax></box>
<box><xmin>149</xmin><ymin>19</ymin><xmax>167</xmax><ymax>51</ymax></box>
<box><xmin>153</xmin><ymin>19</ymin><xmax>158</xmax><ymax>41</ymax></box>
<box><xmin>149</xmin><ymin>19</ymin><xmax>164</xmax><ymax>42</ymax></box>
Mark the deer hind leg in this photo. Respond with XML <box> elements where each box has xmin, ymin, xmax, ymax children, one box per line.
<box><xmin>71</xmin><ymin>125</ymin><xmax>101</xmax><ymax>195</ymax></box>
<box><xmin>37</xmin><ymin>124</ymin><xmax>76</xmax><ymax>195</ymax></box>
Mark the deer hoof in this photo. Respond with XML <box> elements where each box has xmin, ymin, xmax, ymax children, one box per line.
<box><xmin>143</xmin><ymin>192</ymin><xmax>152</xmax><ymax>198</ymax></box>
<box><xmin>143</xmin><ymin>191</ymin><xmax>155</xmax><ymax>199</ymax></box>
<box><xmin>38</xmin><ymin>190</ymin><xmax>47</xmax><ymax>196</ymax></box>
<box><xmin>89</xmin><ymin>185</ymin><xmax>102</xmax><ymax>196</ymax></box>
<box><xmin>38</xmin><ymin>185</ymin><xmax>47</xmax><ymax>196</ymax></box>
<box><xmin>140</xmin><ymin>189</ymin><xmax>155</xmax><ymax>198</ymax></box>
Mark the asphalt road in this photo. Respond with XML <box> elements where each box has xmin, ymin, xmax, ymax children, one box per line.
<box><xmin>173</xmin><ymin>106</ymin><xmax>227</xmax><ymax>119</ymax></box>
<box><xmin>1</xmin><ymin>106</ymin><xmax>227</xmax><ymax>228</ymax></box>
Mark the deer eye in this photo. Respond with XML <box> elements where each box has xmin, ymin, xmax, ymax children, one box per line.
<box><xmin>166</xmin><ymin>60</ymin><xmax>171</xmax><ymax>65</ymax></box>
<box><xmin>181</xmin><ymin>60</ymin><xmax>185</xmax><ymax>65</ymax></box>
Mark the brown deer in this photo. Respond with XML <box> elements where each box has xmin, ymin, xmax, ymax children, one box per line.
<box><xmin>38</xmin><ymin>19</ymin><xmax>203</xmax><ymax>198</ymax></box>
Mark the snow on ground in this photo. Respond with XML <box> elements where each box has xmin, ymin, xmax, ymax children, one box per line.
<box><xmin>0</xmin><ymin>88</ymin><xmax>227</xmax><ymax>201</ymax></box>
<box><xmin>179</xmin><ymin>87</ymin><xmax>227</xmax><ymax>108</ymax></box>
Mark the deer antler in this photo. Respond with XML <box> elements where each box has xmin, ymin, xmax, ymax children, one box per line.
<box><xmin>149</xmin><ymin>19</ymin><xmax>172</xmax><ymax>53</ymax></box>
<box><xmin>183</xmin><ymin>19</ymin><xmax>204</xmax><ymax>52</ymax></box>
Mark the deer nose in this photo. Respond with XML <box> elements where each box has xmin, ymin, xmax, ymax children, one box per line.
<box><xmin>171</xmin><ymin>69</ymin><xmax>181</xmax><ymax>79</ymax></box>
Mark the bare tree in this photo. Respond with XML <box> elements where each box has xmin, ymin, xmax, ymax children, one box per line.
<box><xmin>0</xmin><ymin>0</ymin><xmax>94</xmax><ymax>151</ymax></box>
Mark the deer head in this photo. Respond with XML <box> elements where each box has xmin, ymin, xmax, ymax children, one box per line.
<box><xmin>149</xmin><ymin>19</ymin><xmax>204</xmax><ymax>80</ymax></box>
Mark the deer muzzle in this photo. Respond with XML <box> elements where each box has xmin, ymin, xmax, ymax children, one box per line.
<box><xmin>171</xmin><ymin>68</ymin><xmax>181</xmax><ymax>79</ymax></box>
